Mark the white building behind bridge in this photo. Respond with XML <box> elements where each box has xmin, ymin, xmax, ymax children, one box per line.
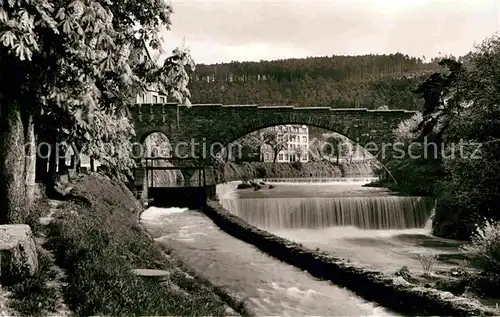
<box><xmin>260</xmin><ymin>125</ymin><xmax>309</xmax><ymax>163</ymax></box>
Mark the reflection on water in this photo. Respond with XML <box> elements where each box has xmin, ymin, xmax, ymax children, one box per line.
<box><xmin>141</xmin><ymin>207</ymin><xmax>398</xmax><ymax>316</ymax></box>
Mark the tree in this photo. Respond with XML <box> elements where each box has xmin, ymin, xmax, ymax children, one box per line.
<box><xmin>413</xmin><ymin>59</ymin><xmax>466</xmax><ymax>141</ymax></box>
<box><xmin>261</xmin><ymin>128</ymin><xmax>289</xmax><ymax>163</ymax></box>
<box><xmin>321</xmin><ymin>133</ymin><xmax>347</xmax><ymax>164</ymax></box>
<box><xmin>432</xmin><ymin>35</ymin><xmax>500</xmax><ymax>239</ymax></box>
<box><xmin>0</xmin><ymin>0</ymin><xmax>194</xmax><ymax>223</ymax></box>
<box><xmin>189</xmin><ymin>54</ymin><xmax>443</xmax><ymax>110</ymax></box>
<box><xmin>393</xmin><ymin>112</ymin><xmax>423</xmax><ymax>143</ymax></box>
<box><xmin>226</xmin><ymin>131</ymin><xmax>262</xmax><ymax>162</ymax></box>
<box><xmin>378</xmin><ymin>34</ymin><xmax>500</xmax><ymax>240</ymax></box>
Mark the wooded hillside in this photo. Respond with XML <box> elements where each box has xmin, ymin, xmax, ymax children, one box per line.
<box><xmin>188</xmin><ymin>54</ymin><xmax>464</xmax><ymax>109</ymax></box>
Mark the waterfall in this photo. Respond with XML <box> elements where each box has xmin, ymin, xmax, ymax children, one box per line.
<box><xmin>423</xmin><ymin>199</ymin><xmax>437</xmax><ymax>231</ymax></box>
<box><xmin>216</xmin><ymin>182</ymin><xmax>239</xmax><ymax>200</ymax></box>
<box><xmin>220</xmin><ymin>196</ymin><xmax>435</xmax><ymax>230</ymax></box>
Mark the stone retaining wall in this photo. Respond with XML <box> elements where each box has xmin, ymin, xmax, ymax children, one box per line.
<box><xmin>202</xmin><ymin>200</ymin><xmax>497</xmax><ymax>316</ymax></box>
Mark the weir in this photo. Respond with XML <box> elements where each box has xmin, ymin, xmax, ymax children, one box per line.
<box><xmin>216</xmin><ymin>181</ymin><xmax>435</xmax><ymax>231</ymax></box>
<box><xmin>221</xmin><ymin>196</ymin><xmax>434</xmax><ymax>230</ymax></box>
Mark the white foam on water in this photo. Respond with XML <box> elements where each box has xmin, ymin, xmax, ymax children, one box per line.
<box><xmin>216</xmin><ymin>182</ymin><xmax>239</xmax><ymax>200</ymax></box>
<box><xmin>270</xmin><ymin>282</ymin><xmax>285</xmax><ymax>291</ymax></box>
<box><xmin>141</xmin><ymin>206</ymin><xmax>189</xmax><ymax>222</ymax></box>
<box><xmin>285</xmin><ymin>286</ymin><xmax>318</xmax><ymax>299</ymax></box>
<box><xmin>262</xmin><ymin>297</ymin><xmax>272</xmax><ymax>304</ymax></box>
<box><xmin>155</xmin><ymin>233</ymin><xmax>195</xmax><ymax>243</ymax></box>
<box><xmin>271</xmin><ymin>226</ymin><xmax>431</xmax><ymax>241</ymax></box>
<box><xmin>174</xmin><ymin>238</ymin><xmax>195</xmax><ymax>242</ymax></box>
<box><xmin>356</xmin><ymin>302</ymin><xmax>398</xmax><ymax>316</ymax></box>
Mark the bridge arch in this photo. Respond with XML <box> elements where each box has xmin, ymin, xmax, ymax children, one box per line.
<box><xmin>217</xmin><ymin>123</ymin><xmax>380</xmax><ymax>164</ymax></box>
<box><xmin>138</xmin><ymin>130</ymin><xmax>171</xmax><ymax>144</ymax></box>
<box><xmin>128</xmin><ymin>103</ymin><xmax>416</xmax><ymax>159</ymax></box>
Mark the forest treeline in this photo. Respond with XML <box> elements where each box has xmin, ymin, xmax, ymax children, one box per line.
<box><xmin>189</xmin><ymin>53</ymin><xmax>468</xmax><ymax>110</ymax></box>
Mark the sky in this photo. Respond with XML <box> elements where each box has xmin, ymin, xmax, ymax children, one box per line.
<box><xmin>159</xmin><ymin>0</ymin><xmax>500</xmax><ymax>64</ymax></box>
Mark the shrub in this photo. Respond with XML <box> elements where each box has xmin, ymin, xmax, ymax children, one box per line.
<box><xmin>240</xmin><ymin>175</ymin><xmax>252</xmax><ymax>183</ymax></box>
<box><xmin>255</xmin><ymin>165</ymin><xmax>267</xmax><ymax>178</ymax></box>
<box><xmin>462</xmin><ymin>220</ymin><xmax>500</xmax><ymax>277</ymax></box>
<box><xmin>292</xmin><ymin>161</ymin><xmax>303</xmax><ymax>171</ymax></box>
<box><xmin>417</xmin><ymin>251</ymin><xmax>438</xmax><ymax>276</ymax></box>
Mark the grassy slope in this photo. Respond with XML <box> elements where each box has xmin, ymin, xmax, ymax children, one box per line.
<box><xmin>42</xmin><ymin>173</ymin><xmax>250</xmax><ymax>316</ymax></box>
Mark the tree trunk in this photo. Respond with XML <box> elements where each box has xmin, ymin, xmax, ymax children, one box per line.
<box><xmin>0</xmin><ymin>100</ymin><xmax>26</xmax><ymax>224</ymax></box>
<box><xmin>58</xmin><ymin>152</ymin><xmax>67</xmax><ymax>175</ymax></box>
<box><xmin>90</xmin><ymin>157</ymin><xmax>95</xmax><ymax>172</ymax></box>
<box><xmin>48</xmin><ymin>143</ymin><xmax>57</xmax><ymax>177</ymax></box>
<box><xmin>336</xmin><ymin>152</ymin><xmax>339</xmax><ymax>164</ymax></box>
<box><xmin>225</xmin><ymin>146</ymin><xmax>230</xmax><ymax>163</ymax></box>
<box><xmin>273</xmin><ymin>151</ymin><xmax>278</xmax><ymax>163</ymax></box>
<box><xmin>72</xmin><ymin>143</ymin><xmax>81</xmax><ymax>173</ymax></box>
<box><xmin>23</xmin><ymin>112</ymin><xmax>36</xmax><ymax>211</ymax></box>
<box><xmin>35</xmin><ymin>146</ymin><xmax>49</xmax><ymax>182</ymax></box>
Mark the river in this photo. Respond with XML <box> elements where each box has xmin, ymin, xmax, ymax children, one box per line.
<box><xmin>140</xmin><ymin>178</ymin><xmax>465</xmax><ymax>315</ymax></box>
<box><xmin>218</xmin><ymin>179</ymin><xmax>466</xmax><ymax>275</ymax></box>
<box><xmin>141</xmin><ymin>207</ymin><xmax>397</xmax><ymax>316</ymax></box>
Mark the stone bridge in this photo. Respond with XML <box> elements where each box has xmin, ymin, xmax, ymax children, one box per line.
<box><xmin>127</xmin><ymin>103</ymin><xmax>416</xmax><ymax>158</ymax></box>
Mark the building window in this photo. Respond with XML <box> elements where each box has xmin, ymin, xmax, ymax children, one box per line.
<box><xmin>159</xmin><ymin>96</ymin><xmax>165</xmax><ymax>103</ymax></box>
<box><xmin>153</xmin><ymin>95</ymin><xmax>158</xmax><ymax>103</ymax></box>
<box><xmin>302</xmin><ymin>136</ymin><xmax>307</xmax><ymax>142</ymax></box>
<box><xmin>279</xmin><ymin>154</ymin><xmax>284</xmax><ymax>160</ymax></box>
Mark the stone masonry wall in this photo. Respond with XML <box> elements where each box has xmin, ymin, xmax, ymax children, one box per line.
<box><xmin>129</xmin><ymin>103</ymin><xmax>415</xmax><ymax>158</ymax></box>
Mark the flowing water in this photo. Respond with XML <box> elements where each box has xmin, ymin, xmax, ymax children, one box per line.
<box><xmin>141</xmin><ymin>207</ymin><xmax>398</xmax><ymax>316</ymax></box>
<box><xmin>218</xmin><ymin>179</ymin><xmax>466</xmax><ymax>275</ymax></box>
<box><xmin>140</xmin><ymin>177</ymin><xmax>466</xmax><ymax>315</ymax></box>
<box><xmin>222</xmin><ymin>196</ymin><xmax>433</xmax><ymax>229</ymax></box>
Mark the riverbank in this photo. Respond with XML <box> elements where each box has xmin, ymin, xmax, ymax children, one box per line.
<box><xmin>202</xmin><ymin>199</ymin><xmax>498</xmax><ymax>316</ymax></box>
<box><xmin>4</xmin><ymin>173</ymin><xmax>250</xmax><ymax>316</ymax></box>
